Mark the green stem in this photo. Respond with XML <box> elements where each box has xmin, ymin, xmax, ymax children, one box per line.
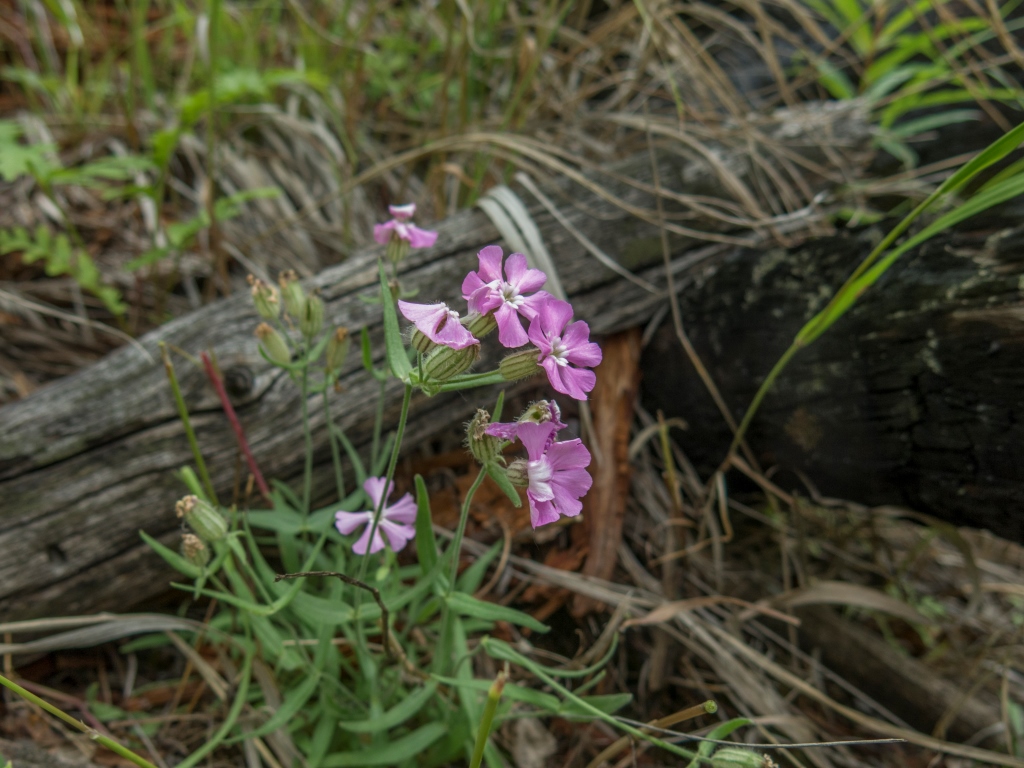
<box><xmin>435</xmin><ymin>466</ymin><xmax>487</xmax><ymax>675</ymax></box>
<box><xmin>371</xmin><ymin>378</ymin><xmax>386</xmax><ymax>468</ymax></box>
<box><xmin>0</xmin><ymin>673</ymin><xmax>160</xmax><ymax>768</ymax></box>
<box><xmin>435</xmin><ymin>369</ymin><xmax>508</xmax><ymax>392</ymax></box>
<box><xmin>300</xmin><ymin>366</ymin><xmax>313</xmax><ymax>514</ymax></box>
<box><xmin>728</xmin><ymin>341</ymin><xmax>800</xmax><ymax>456</ymax></box>
<box><xmin>160</xmin><ymin>343</ymin><xmax>217</xmax><ymax>502</ymax></box>
<box><xmin>322</xmin><ymin>385</ymin><xmax>346</xmax><ymax>499</ymax></box>
<box><xmin>356</xmin><ymin>383</ymin><xmax>413</xmax><ymax>584</ymax></box>
<box><xmin>446</xmin><ymin>467</ymin><xmax>486</xmax><ymax>593</ymax></box>
<box><xmin>469</xmin><ymin>668</ymin><xmax>507</xmax><ymax>768</ymax></box>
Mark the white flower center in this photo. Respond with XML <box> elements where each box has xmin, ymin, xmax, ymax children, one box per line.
<box><xmin>528</xmin><ymin>458</ymin><xmax>554</xmax><ymax>501</ymax></box>
<box><xmin>501</xmin><ymin>283</ymin><xmax>523</xmax><ymax>308</ymax></box>
<box><xmin>550</xmin><ymin>336</ymin><xmax>569</xmax><ymax>366</ymax></box>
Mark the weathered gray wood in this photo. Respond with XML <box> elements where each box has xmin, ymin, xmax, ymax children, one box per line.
<box><xmin>0</xmin><ymin>103</ymin><xmax>871</xmax><ymax>621</ymax></box>
<box><xmin>644</xmin><ymin>220</ymin><xmax>1024</xmax><ymax>540</ymax></box>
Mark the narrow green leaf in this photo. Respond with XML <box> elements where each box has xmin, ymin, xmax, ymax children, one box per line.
<box><xmin>307</xmin><ymin>697</ymin><xmax>337</xmax><ymax>768</ymax></box>
<box><xmin>686</xmin><ymin>718</ymin><xmax>752</xmax><ymax>767</ymax></box>
<box><xmin>414</xmin><ymin>474</ymin><xmax>439</xmax><ymax>575</ymax></box>
<box><xmin>321</xmin><ymin>722</ymin><xmax>446</xmax><ymax>767</ymax></box>
<box><xmin>337</xmin><ymin>682</ymin><xmax>438</xmax><ymax>733</ymax></box>
<box><xmin>139</xmin><ymin>530</ymin><xmax>201</xmax><ymax>579</ymax></box>
<box><xmin>558</xmin><ymin>693</ymin><xmax>632</xmax><ymax>719</ymax></box>
<box><xmin>447</xmin><ymin>592</ymin><xmax>549</xmax><ymax>633</ymax></box>
<box><xmin>431</xmin><ymin>676</ymin><xmax>561</xmax><ymax>712</ymax></box>
<box><xmin>379</xmin><ymin>260</ymin><xmax>411</xmax><ymax>380</ymax></box>
<box><xmin>486</xmin><ymin>463</ymin><xmax>522</xmax><ymax>507</ymax></box>
<box><xmin>456</xmin><ymin>541</ymin><xmax>502</xmax><ymax>594</ymax></box>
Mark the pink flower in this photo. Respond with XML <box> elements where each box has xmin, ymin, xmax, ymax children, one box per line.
<box><xmin>527</xmin><ymin>299</ymin><xmax>602</xmax><ymax>401</ymax></box>
<box><xmin>462</xmin><ymin>245</ymin><xmax>551</xmax><ymax>348</ymax></box>
<box><xmin>334</xmin><ymin>477</ymin><xmax>416</xmax><ymax>554</ymax></box>
<box><xmin>485</xmin><ymin>400</ymin><xmax>567</xmax><ymax>442</ymax></box>
<box><xmin>398</xmin><ymin>301</ymin><xmax>479</xmax><ymax>350</ymax></box>
<box><xmin>373</xmin><ymin>203</ymin><xmax>438</xmax><ymax>249</ymax></box>
<box><xmin>518</xmin><ymin>422</ymin><xmax>592</xmax><ymax>528</ymax></box>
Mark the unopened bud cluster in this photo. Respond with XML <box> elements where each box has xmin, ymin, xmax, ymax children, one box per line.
<box><xmin>423</xmin><ymin>343</ymin><xmax>479</xmax><ymax>383</ymax></box>
<box><xmin>181</xmin><ymin>533</ymin><xmax>210</xmax><ymax>568</ymax></box>
<box><xmin>466</xmin><ymin>409</ymin><xmax>502</xmax><ymax>465</ymax></box>
<box><xmin>711</xmin><ymin>749</ymin><xmax>772</xmax><ymax>768</ymax></box>
<box><xmin>176</xmin><ymin>495</ymin><xmax>227</xmax><ymax>543</ymax></box>
<box><xmin>249</xmin><ymin>272</ymin><xmax>348</xmax><ymax>379</ymax></box>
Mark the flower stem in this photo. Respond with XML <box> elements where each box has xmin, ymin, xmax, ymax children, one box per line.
<box><xmin>435</xmin><ymin>466</ymin><xmax>487</xmax><ymax>675</ymax></box>
<box><xmin>0</xmin><ymin>673</ymin><xmax>160</xmax><ymax>768</ymax></box>
<box><xmin>300</xmin><ymin>365</ymin><xmax>313</xmax><ymax>513</ymax></box>
<box><xmin>356</xmin><ymin>382</ymin><xmax>413</xmax><ymax>584</ymax></box>
<box><xmin>322</xmin><ymin>386</ymin><xmax>346</xmax><ymax>499</ymax></box>
<box><xmin>447</xmin><ymin>467</ymin><xmax>486</xmax><ymax>593</ymax></box>
<box><xmin>160</xmin><ymin>343</ymin><xmax>217</xmax><ymax>503</ymax></box>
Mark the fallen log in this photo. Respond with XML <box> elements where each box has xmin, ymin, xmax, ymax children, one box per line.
<box><xmin>643</xmin><ymin>219</ymin><xmax>1024</xmax><ymax>541</ymax></box>
<box><xmin>0</xmin><ymin>102</ymin><xmax>872</xmax><ymax>622</ymax></box>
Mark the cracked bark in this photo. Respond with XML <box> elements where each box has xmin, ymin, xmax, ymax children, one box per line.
<box><xmin>643</xmin><ymin>221</ymin><xmax>1024</xmax><ymax>540</ymax></box>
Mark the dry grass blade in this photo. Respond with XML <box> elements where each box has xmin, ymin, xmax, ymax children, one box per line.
<box><xmin>0</xmin><ymin>614</ymin><xmax>207</xmax><ymax>655</ymax></box>
<box><xmin>765</xmin><ymin>581</ymin><xmax>931</xmax><ymax>626</ymax></box>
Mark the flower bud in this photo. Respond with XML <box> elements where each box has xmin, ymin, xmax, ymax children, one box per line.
<box><xmin>410</xmin><ymin>329</ymin><xmax>438</xmax><ymax>355</ymax></box>
<box><xmin>466</xmin><ymin>409</ymin><xmax>502</xmax><ymax>465</ymax></box>
<box><xmin>518</xmin><ymin>399</ymin><xmax>562</xmax><ymax>426</ymax></box>
<box><xmin>711</xmin><ymin>748</ymin><xmax>769</xmax><ymax>768</ymax></box>
<box><xmin>247</xmin><ymin>275</ymin><xmax>280</xmax><ymax>320</ymax></box>
<box><xmin>300</xmin><ymin>294</ymin><xmax>324</xmax><ymax>338</ymax></box>
<box><xmin>278</xmin><ymin>270</ymin><xmax>306</xmax><ymax>319</ymax></box>
<box><xmin>499</xmin><ymin>348</ymin><xmax>542</xmax><ymax>382</ymax></box>
<box><xmin>181</xmin><ymin>533</ymin><xmax>210</xmax><ymax>568</ymax></box>
<box><xmin>325</xmin><ymin>327</ymin><xmax>350</xmax><ymax>374</ymax></box>
<box><xmin>386</xmin><ymin>237</ymin><xmax>410</xmax><ymax>265</ymax></box>
<box><xmin>175</xmin><ymin>495</ymin><xmax>228</xmax><ymax>543</ymax></box>
<box><xmin>505</xmin><ymin>459</ymin><xmax>529</xmax><ymax>487</ymax></box>
<box><xmin>422</xmin><ymin>343</ymin><xmax>479</xmax><ymax>383</ymax></box>
<box><xmin>462</xmin><ymin>312</ymin><xmax>497</xmax><ymax>339</ymax></box>
<box><xmin>255</xmin><ymin>322</ymin><xmax>291</xmax><ymax>366</ymax></box>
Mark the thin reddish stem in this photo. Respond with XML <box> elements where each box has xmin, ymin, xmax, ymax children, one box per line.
<box><xmin>200</xmin><ymin>351</ymin><xmax>271</xmax><ymax>499</ymax></box>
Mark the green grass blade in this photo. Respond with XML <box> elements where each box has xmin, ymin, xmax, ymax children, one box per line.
<box><xmin>378</xmin><ymin>259</ymin><xmax>411</xmax><ymax>381</ymax></box>
<box><xmin>321</xmin><ymin>722</ymin><xmax>447</xmax><ymax>766</ymax></box>
<box><xmin>336</xmin><ymin>682</ymin><xmax>438</xmax><ymax>733</ymax></box>
<box><xmin>414</xmin><ymin>474</ymin><xmax>439</xmax><ymax>575</ymax></box>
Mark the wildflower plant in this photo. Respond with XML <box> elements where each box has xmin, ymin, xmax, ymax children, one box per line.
<box><xmin>131</xmin><ymin>211</ymin><xmax>725</xmax><ymax>768</ymax></box>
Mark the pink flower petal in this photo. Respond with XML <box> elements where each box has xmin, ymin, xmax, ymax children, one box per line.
<box><xmin>389</xmin><ymin>203</ymin><xmax>416</xmax><ymax>220</ymax></box>
<box><xmin>468</xmin><ymin>284</ymin><xmax>502</xmax><ymax>315</ymax></box>
<box><xmin>550</xmin><ymin>480</ymin><xmax>585</xmax><ymax>517</ymax></box>
<box><xmin>363</xmin><ymin>477</ymin><xmax>391</xmax><ymax>510</ymax></box>
<box><xmin>352</xmin><ymin>525</ymin><xmax>384</xmax><ymax>555</ymax></box>
<box><xmin>385</xmin><ymin>494</ymin><xmax>417</xmax><ymax>524</ymax></box>
<box><xmin>538</xmin><ymin>299</ymin><xmax>574</xmax><ymax>338</ymax></box>
<box><xmin>462</xmin><ymin>273</ymin><xmax>487</xmax><ymax>305</ymax></box>
<box><xmin>518</xmin><ymin>422</ymin><xmax>558</xmax><ymax>460</ymax></box>
<box><xmin>541</xmin><ymin>357</ymin><xmax>594</xmax><ymax>401</ymax></box>
<box><xmin>505</xmin><ymin>253</ymin><xmax>546</xmax><ymax>294</ymax></box>
<box><xmin>406</xmin><ymin>225</ymin><xmax>438</xmax><ymax>249</ymax></box>
<box><xmin>380</xmin><ymin>519</ymin><xmax>415</xmax><ymax>552</ymax></box>
<box><xmin>334</xmin><ymin>510</ymin><xmax>371</xmax><ymax>536</ymax></box>
<box><xmin>398</xmin><ymin>301</ymin><xmax>446</xmax><ymax>327</ymax></box>
<box><xmin>476</xmin><ymin>245</ymin><xmax>504</xmax><ymax>282</ymax></box>
<box><xmin>546</xmin><ymin>439</ymin><xmax>591</xmax><ymax>472</ymax></box>
<box><xmin>433</xmin><ymin>318</ymin><xmax>479</xmax><ymax>350</ymax></box>
<box><xmin>373</xmin><ymin>221</ymin><xmax>397</xmax><ymax>245</ymax></box>
<box><xmin>528</xmin><ymin>496</ymin><xmax>561</xmax><ymax>528</ymax></box>
<box><xmin>494</xmin><ymin>304</ymin><xmax>529</xmax><ymax>348</ymax></box>
<box><xmin>519</xmin><ymin>291</ymin><xmax>552</xmax><ymax>322</ymax></box>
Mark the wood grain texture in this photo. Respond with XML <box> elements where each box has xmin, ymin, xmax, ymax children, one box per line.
<box><xmin>0</xmin><ymin>104</ymin><xmax>871</xmax><ymax>621</ymax></box>
<box><xmin>644</xmin><ymin>222</ymin><xmax>1024</xmax><ymax>540</ymax></box>
<box><xmin>571</xmin><ymin>328</ymin><xmax>643</xmax><ymax>617</ymax></box>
